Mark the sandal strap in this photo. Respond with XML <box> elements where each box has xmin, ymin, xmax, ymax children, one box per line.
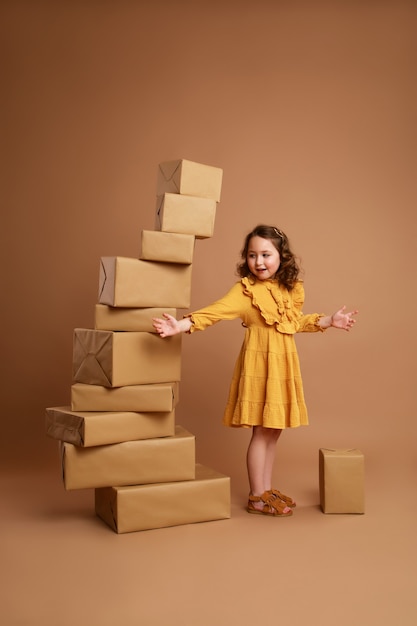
<box><xmin>270</xmin><ymin>489</ymin><xmax>295</xmax><ymax>506</ymax></box>
<box><xmin>249</xmin><ymin>491</ymin><xmax>288</xmax><ymax>514</ymax></box>
<box><xmin>264</xmin><ymin>495</ymin><xmax>288</xmax><ymax>514</ymax></box>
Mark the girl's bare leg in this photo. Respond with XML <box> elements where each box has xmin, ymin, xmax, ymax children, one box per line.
<box><xmin>263</xmin><ymin>428</ymin><xmax>282</xmax><ymax>491</ymax></box>
<box><xmin>246</xmin><ymin>426</ymin><xmax>290</xmax><ymax>512</ymax></box>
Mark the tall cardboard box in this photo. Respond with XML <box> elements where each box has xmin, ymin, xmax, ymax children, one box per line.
<box><xmin>319</xmin><ymin>448</ymin><xmax>365</xmax><ymax>514</ymax></box>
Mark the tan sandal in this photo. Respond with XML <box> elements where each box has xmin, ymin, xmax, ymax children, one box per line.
<box><xmin>247</xmin><ymin>491</ymin><xmax>293</xmax><ymax>517</ymax></box>
<box><xmin>269</xmin><ymin>489</ymin><xmax>296</xmax><ymax>508</ymax></box>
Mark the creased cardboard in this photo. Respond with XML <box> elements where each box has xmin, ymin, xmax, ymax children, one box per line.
<box><xmin>98</xmin><ymin>256</ymin><xmax>192</xmax><ymax>308</ymax></box>
<box><xmin>71</xmin><ymin>381</ymin><xmax>179</xmax><ymax>412</ymax></box>
<box><xmin>155</xmin><ymin>193</ymin><xmax>217</xmax><ymax>239</ymax></box>
<box><xmin>61</xmin><ymin>425</ymin><xmax>195</xmax><ymax>490</ymax></box>
<box><xmin>140</xmin><ymin>230</ymin><xmax>195</xmax><ymax>264</ymax></box>
<box><xmin>72</xmin><ymin>329</ymin><xmax>181</xmax><ymax>387</ymax></box>
<box><xmin>319</xmin><ymin>448</ymin><xmax>365</xmax><ymax>514</ymax></box>
<box><xmin>95</xmin><ymin>463</ymin><xmax>231</xmax><ymax>533</ymax></box>
<box><xmin>157</xmin><ymin>159</ymin><xmax>223</xmax><ymax>201</ymax></box>
<box><xmin>46</xmin><ymin>406</ymin><xmax>175</xmax><ymax>447</ymax></box>
<box><xmin>94</xmin><ymin>305</ymin><xmax>177</xmax><ymax>332</ymax></box>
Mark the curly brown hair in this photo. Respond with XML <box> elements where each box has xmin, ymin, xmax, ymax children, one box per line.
<box><xmin>236</xmin><ymin>224</ymin><xmax>300</xmax><ymax>290</ymax></box>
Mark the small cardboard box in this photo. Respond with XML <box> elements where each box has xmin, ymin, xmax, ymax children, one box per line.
<box><xmin>157</xmin><ymin>159</ymin><xmax>223</xmax><ymax>202</ymax></box>
<box><xmin>61</xmin><ymin>425</ymin><xmax>195</xmax><ymax>490</ymax></box>
<box><xmin>71</xmin><ymin>381</ymin><xmax>179</xmax><ymax>412</ymax></box>
<box><xmin>140</xmin><ymin>230</ymin><xmax>195</xmax><ymax>264</ymax></box>
<box><xmin>319</xmin><ymin>448</ymin><xmax>365</xmax><ymax>514</ymax></box>
<box><xmin>72</xmin><ymin>329</ymin><xmax>181</xmax><ymax>387</ymax></box>
<box><xmin>98</xmin><ymin>256</ymin><xmax>192</xmax><ymax>308</ymax></box>
<box><xmin>46</xmin><ymin>406</ymin><xmax>175</xmax><ymax>447</ymax></box>
<box><xmin>156</xmin><ymin>193</ymin><xmax>217</xmax><ymax>239</ymax></box>
<box><xmin>95</xmin><ymin>463</ymin><xmax>231</xmax><ymax>533</ymax></box>
<box><xmin>94</xmin><ymin>305</ymin><xmax>177</xmax><ymax>332</ymax></box>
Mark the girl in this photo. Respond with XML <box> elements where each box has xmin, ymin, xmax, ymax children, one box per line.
<box><xmin>153</xmin><ymin>225</ymin><xmax>358</xmax><ymax>518</ymax></box>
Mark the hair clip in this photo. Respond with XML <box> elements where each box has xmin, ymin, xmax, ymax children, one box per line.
<box><xmin>273</xmin><ymin>227</ymin><xmax>284</xmax><ymax>238</ymax></box>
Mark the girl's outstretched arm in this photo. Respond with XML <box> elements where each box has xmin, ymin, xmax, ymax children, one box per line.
<box><xmin>152</xmin><ymin>313</ymin><xmax>192</xmax><ymax>337</ymax></box>
<box><xmin>318</xmin><ymin>306</ymin><xmax>359</xmax><ymax>331</ymax></box>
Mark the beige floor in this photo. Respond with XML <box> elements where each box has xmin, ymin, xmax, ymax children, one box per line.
<box><xmin>2</xmin><ymin>438</ymin><xmax>416</xmax><ymax>626</ymax></box>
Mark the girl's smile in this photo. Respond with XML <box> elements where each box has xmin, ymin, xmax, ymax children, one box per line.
<box><xmin>247</xmin><ymin>236</ymin><xmax>280</xmax><ymax>280</ymax></box>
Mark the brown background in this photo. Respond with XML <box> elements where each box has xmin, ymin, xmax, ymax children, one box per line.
<box><xmin>2</xmin><ymin>1</ymin><xmax>416</xmax><ymax>625</ymax></box>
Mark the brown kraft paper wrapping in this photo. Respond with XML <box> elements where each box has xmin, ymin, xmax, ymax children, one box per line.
<box><xmin>98</xmin><ymin>256</ymin><xmax>192</xmax><ymax>308</ymax></box>
<box><xmin>319</xmin><ymin>448</ymin><xmax>365</xmax><ymax>514</ymax></box>
<box><xmin>45</xmin><ymin>406</ymin><xmax>175</xmax><ymax>447</ymax></box>
<box><xmin>71</xmin><ymin>381</ymin><xmax>179</xmax><ymax>412</ymax></box>
<box><xmin>157</xmin><ymin>159</ymin><xmax>223</xmax><ymax>201</ymax></box>
<box><xmin>95</xmin><ymin>464</ymin><xmax>231</xmax><ymax>533</ymax></box>
<box><xmin>94</xmin><ymin>306</ymin><xmax>177</xmax><ymax>332</ymax></box>
<box><xmin>155</xmin><ymin>193</ymin><xmax>217</xmax><ymax>239</ymax></box>
<box><xmin>61</xmin><ymin>425</ymin><xmax>195</xmax><ymax>490</ymax></box>
<box><xmin>72</xmin><ymin>329</ymin><xmax>182</xmax><ymax>387</ymax></box>
<box><xmin>140</xmin><ymin>230</ymin><xmax>195</xmax><ymax>264</ymax></box>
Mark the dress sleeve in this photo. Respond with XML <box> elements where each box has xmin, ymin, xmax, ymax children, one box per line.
<box><xmin>185</xmin><ymin>282</ymin><xmax>243</xmax><ymax>333</ymax></box>
<box><xmin>293</xmin><ymin>281</ymin><xmax>326</xmax><ymax>333</ymax></box>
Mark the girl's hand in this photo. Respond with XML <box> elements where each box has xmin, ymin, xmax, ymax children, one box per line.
<box><xmin>152</xmin><ymin>313</ymin><xmax>181</xmax><ymax>337</ymax></box>
<box><xmin>330</xmin><ymin>306</ymin><xmax>358</xmax><ymax>331</ymax></box>
<box><xmin>153</xmin><ymin>314</ymin><xmax>193</xmax><ymax>337</ymax></box>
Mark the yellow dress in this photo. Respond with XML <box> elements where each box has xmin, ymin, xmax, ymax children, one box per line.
<box><xmin>188</xmin><ymin>277</ymin><xmax>325</xmax><ymax>429</ymax></box>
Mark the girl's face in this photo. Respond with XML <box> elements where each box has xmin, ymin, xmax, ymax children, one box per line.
<box><xmin>247</xmin><ymin>236</ymin><xmax>280</xmax><ymax>280</ymax></box>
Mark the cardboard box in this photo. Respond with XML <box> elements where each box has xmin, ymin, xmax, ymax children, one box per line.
<box><xmin>157</xmin><ymin>159</ymin><xmax>223</xmax><ymax>202</ymax></box>
<box><xmin>72</xmin><ymin>329</ymin><xmax>181</xmax><ymax>387</ymax></box>
<box><xmin>319</xmin><ymin>448</ymin><xmax>365</xmax><ymax>514</ymax></box>
<box><xmin>95</xmin><ymin>464</ymin><xmax>231</xmax><ymax>533</ymax></box>
<box><xmin>46</xmin><ymin>406</ymin><xmax>175</xmax><ymax>447</ymax></box>
<box><xmin>94</xmin><ymin>305</ymin><xmax>176</xmax><ymax>332</ymax></box>
<box><xmin>98</xmin><ymin>256</ymin><xmax>192</xmax><ymax>308</ymax></box>
<box><xmin>140</xmin><ymin>230</ymin><xmax>195</xmax><ymax>264</ymax></box>
<box><xmin>156</xmin><ymin>193</ymin><xmax>217</xmax><ymax>239</ymax></box>
<box><xmin>61</xmin><ymin>425</ymin><xmax>195</xmax><ymax>490</ymax></box>
<box><xmin>71</xmin><ymin>381</ymin><xmax>179</xmax><ymax>412</ymax></box>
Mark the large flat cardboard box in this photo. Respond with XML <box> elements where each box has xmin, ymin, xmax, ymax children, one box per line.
<box><xmin>61</xmin><ymin>425</ymin><xmax>195</xmax><ymax>490</ymax></box>
<box><xmin>71</xmin><ymin>381</ymin><xmax>179</xmax><ymax>412</ymax></box>
<box><xmin>156</xmin><ymin>193</ymin><xmax>217</xmax><ymax>239</ymax></box>
<box><xmin>157</xmin><ymin>159</ymin><xmax>223</xmax><ymax>202</ymax></box>
<box><xmin>98</xmin><ymin>256</ymin><xmax>192</xmax><ymax>308</ymax></box>
<box><xmin>319</xmin><ymin>448</ymin><xmax>365</xmax><ymax>514</ymax></box>
<box><xmin>72</xmin><ymin>329</ymin><xmax>181</xmax><ymax>387</ymax></box>
<box><xmin>140</xmin><ymin>230</ymin><xmax>195</xmax><ymax>264</ymax></box>
<box><xmin>95</xmin><ymin>464</ymin><xmax>231</xmax><ymax>533</ymax></box>
<box><xmin>46</xmin><ymin>406</ymin><xmax>175</xmax><ymax>447</ymax></box>
<box><xmin>95</xmin><ymin>305</ymin><xmax>176</xmax><ymax>332</ymax></box>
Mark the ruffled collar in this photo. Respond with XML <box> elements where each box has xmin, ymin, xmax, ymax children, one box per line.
<box><xmin>241</xmin><ymin>277</ymin><xmax>298</xmax><ymax>330</ymax></box>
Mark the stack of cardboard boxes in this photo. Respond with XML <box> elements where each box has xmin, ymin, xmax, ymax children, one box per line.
<box><xmin>46</xmin><ymin>159</ymin><xmax>231</xmax><ymax>533</ymax></box>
